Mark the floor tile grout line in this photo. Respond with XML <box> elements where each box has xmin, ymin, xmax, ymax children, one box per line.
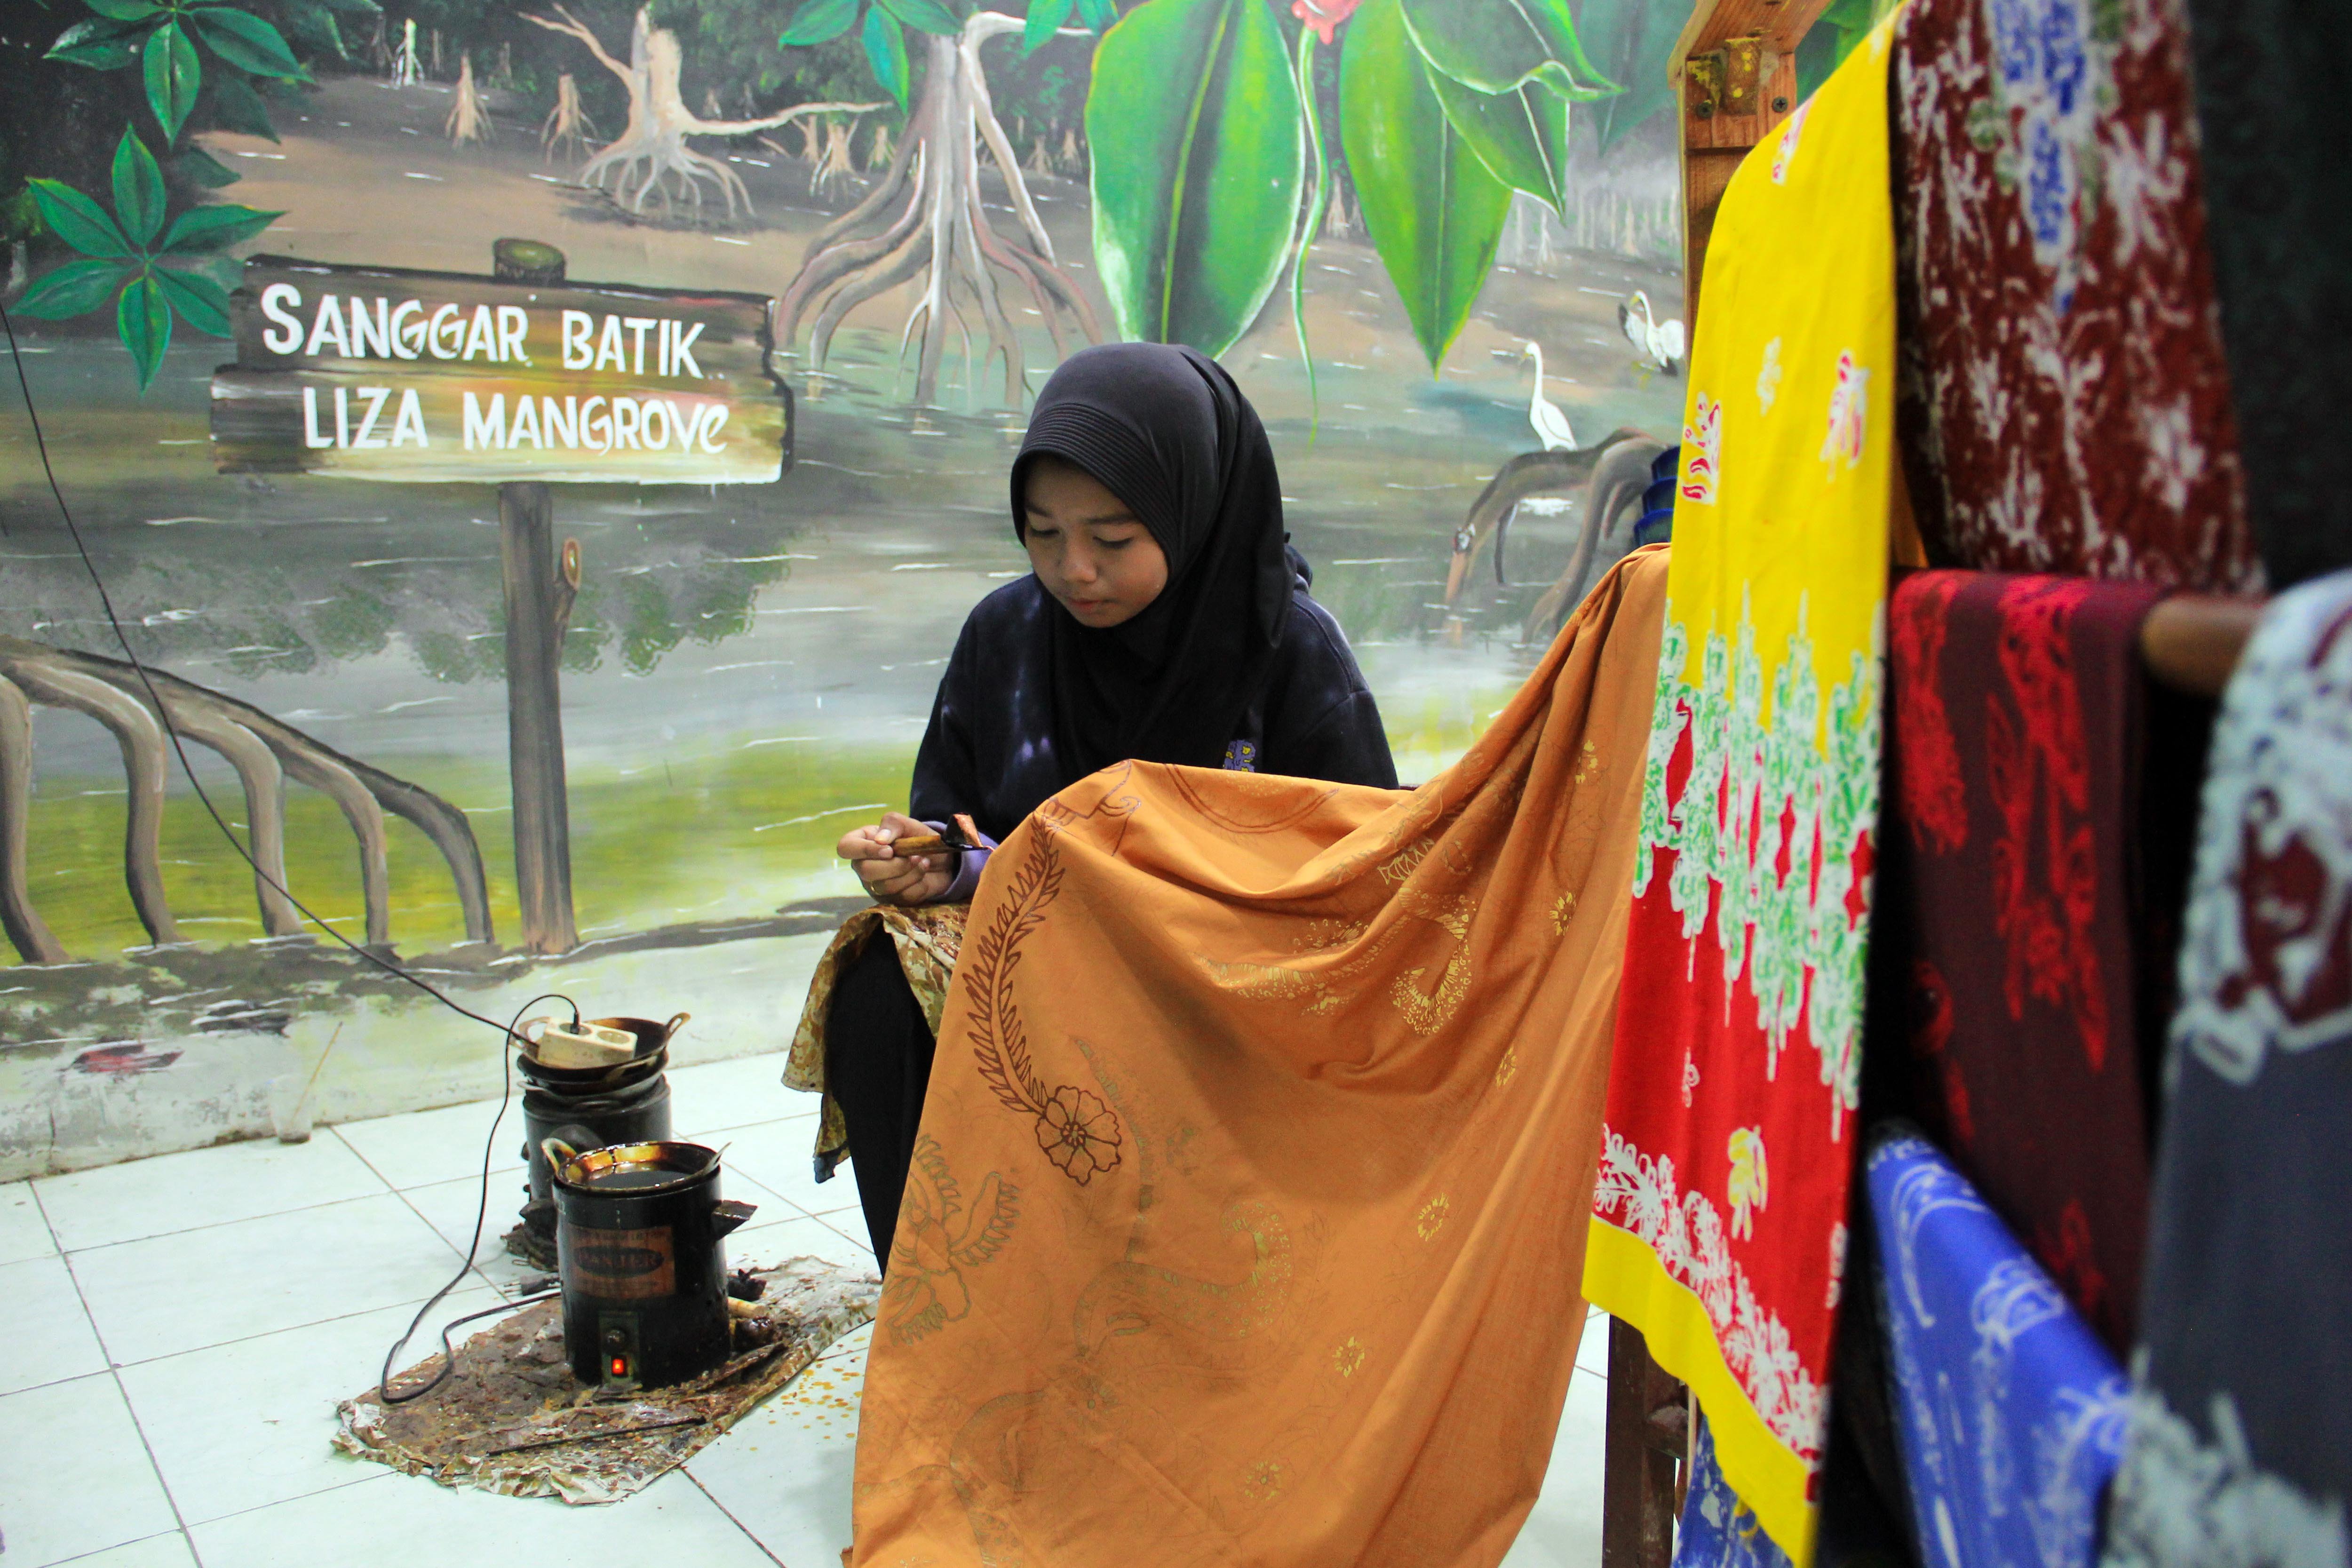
<box><xmin>34</xmin><ymin>1527</ymin><xmax>199</xmax><ymax>1568</ymax></box>
<box><xmin>27</xmin><ymin>1177</ymin><xmax>66</xmax><ymax>1258</ymax></box>
<box><xmin>72</xmin><ymin>1276</ymin><xmax>521</xmax><ymax>1376</ymax></box>
<box><xmin>47</xmin><ymin>1188</ymin><xmax>206</xmax><ymax>1568</ymax></box>
<box><xmin>112</xmin><ymin>1365</ymin><xmax>210</xmax><ymax>1568</ymax></box>
<box><xmin>170</xmin><ymin>1468</ymin><xmax>396</xmax><ymax>1535</ymax></box>
<box><xmin>45</xmin><ymin>1180</ymin><xmax>419</xmax><ymax>1261</ymax></box>
<box><xmin>683</xmin><ymin>1468</ymin><xmax>792</xmax><ymax>1568</ymax></box>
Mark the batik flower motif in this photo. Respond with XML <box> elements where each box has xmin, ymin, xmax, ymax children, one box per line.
<box><xmin>1728</xmin><ymin>1126</ymin><xmax>1770</xmax><ymax>1241</ymax></box>
<box><xmin>1289</xmin><ymin>0</ymin><xmax>1359</xmax><ymax>45</ymax></box>
<box><xmin>1986</xmin><ymin>577</ymin><xmax>2108</xmax><ymax>1070</ymax></box>
<box><xmin>1681</xmin><ymin>392</ymin><xmax>1723</xmax><ymax>504</ymax></box>
<box><xmin>1034</xmin><ymin>1085</ymin><xmax>1123</xmax><ymax>1183</ymax></box>
<box><xmin>1820</xmin><ymin>350</ymin><xmax>1869</xmax><ymax>478</ymax></box>
<box><xmin>1770</xmin><ymin>101</ymin><xmax>1812</xmax><ymax>185</ymax></box>
<box><xmin>882</xmin><ymin>1135</ymin><xmax>1019</xmax><ymax>1344</ymax></box>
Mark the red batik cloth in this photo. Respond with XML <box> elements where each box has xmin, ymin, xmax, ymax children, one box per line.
<box><xmin>1878</xmin><ymin>570</ymin><xmax>2191</xmax><ymax>1353</ymax></box>
<box><xmin>1889</xmin><ymin>0</ymin><xmax>2260</xmax><ymax>592</ymax></box>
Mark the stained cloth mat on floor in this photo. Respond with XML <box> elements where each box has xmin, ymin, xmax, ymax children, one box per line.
<box><xmin>845</xmin><ymin>547</ymin><xmax>1665</xmax><ymax>1567</ymax></box>
<box><xmin>1878</xmin><ymin>571</ymin><xmax>2177</xmax><ymax>1352</ymax></box>
<box><xmin>2102</xmin><ymin>569</ymin><xmax>2352</xmax><ymax>1566</ymax></box>
<box><xmin>1583</xmin><ymin>20</ymin><xmax>1899</xmax><ymax>1562</ymax></box>
<box><xmin>787</xmin><ymin>902</ymin><xmax>969</xmax><ymax>1179</ymax></box>
<box><xmin>1867</xmin><ymin>1128</ymin><xmax>2128</xmax><ymax>1568</ymax></box>
<box><xmin>1889</xmin><ymin>0</ymin><xmax>2258</xmax><ymax>591</ymax></box>
<box><xmin>335</xmin><ymin>1258</ymin><xmax>878</xmax><ymax>1505</ymax></box>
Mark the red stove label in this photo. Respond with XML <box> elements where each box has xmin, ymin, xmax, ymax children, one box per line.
<box><xmin>564</xmin><ymin>1226</ymin><xmax>676</xmax><ymax>1299</ymax></box>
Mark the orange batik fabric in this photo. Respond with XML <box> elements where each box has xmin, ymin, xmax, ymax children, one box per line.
<box><xmin>1581</xmin><ymin>21</ymin><xmax>1902</xmax><ymax>1562</ymax></box>
<box><xmin>845</xmin><ymin>550</ymin><xmax>1668</xmax><ymax>1568</ymax></box>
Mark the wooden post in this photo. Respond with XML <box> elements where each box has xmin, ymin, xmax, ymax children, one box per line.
<box><xmin>493</xmin><ymin>239</ymin><xmax>578</xmax><ymax>954</ymax></box>
<box><xmin>1670</xmin><ymin>0</ymin><xmax>1835</xmax><ymax>322</ymax></box>
<box><xmin>1602</xmin><ymin>1316</ymin><xmax>1689</xmax><ymax>1568</ymax></box>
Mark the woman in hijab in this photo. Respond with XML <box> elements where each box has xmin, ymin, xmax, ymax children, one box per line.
<box><xmin>815</xmin><ymin>342</ymin><xmax>1397</xmax><ymax>1264</ymax></box>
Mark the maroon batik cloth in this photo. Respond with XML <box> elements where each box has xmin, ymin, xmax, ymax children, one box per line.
<box><xmin>1878</xmin><ymin>571</ymin><xmax>2189</xmax><ymax>1353</ymax></box>
<box><xmin>1889</xmin><ymin>0</ymin><xmax>2261</xmax><ymax>593</ymax></box>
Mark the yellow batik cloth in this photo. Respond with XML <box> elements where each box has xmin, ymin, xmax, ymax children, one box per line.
<box><xmin>1581</xmin><ymin>19</ymin><xmax>1902</xmax><ymax>1560</ymax></box>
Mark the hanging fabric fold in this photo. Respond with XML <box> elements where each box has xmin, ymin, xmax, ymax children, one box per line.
<box><xmin>2102</xmin><ymin>569</ymin><xmax>2352</xmax><ymax>1567</ymax></box>
<box><xmin>1875</xmin><ymin>570</ymin><xmax>2203</xmax><ymax>1353</ymax></box>
<box><xmin>1867</xmin><ymin>1127</ymin><xmax>2130</xmax><ymax>1568</ymax></box>
<box><xmin>1582</xmin><ymin>15</ymin><xmax>1903</xmax><ymax>1561</ymax></box>
<box><xmin>844</xmin><ymin>547</ymin><xmax>1668</xmax><ymax>1567</ymax></box>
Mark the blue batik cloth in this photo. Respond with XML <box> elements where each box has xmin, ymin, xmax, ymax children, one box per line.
<box><xmin>1677</xmin><ymin>1416</ymin><xmax>1795</xmax><ymax>1568</ymax></box>
<box><xmin>1868</xmin><ymin>1129</ymin><xmax>2130</xmax><ymax>1568</ymax></box>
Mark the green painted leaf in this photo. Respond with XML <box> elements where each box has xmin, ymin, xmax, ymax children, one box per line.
<box><xmin>1078</xmin><ymin>0</ymin><xmax>1116</xmax><ymax>26</ymax></box>
<box><xmin>118</xmin><ymin>272</ymin><xmax>174</xmax><ymax>392</ymax></box>
<box><xmin>162</xmin><ymin>201</ymin><xmax>280</xmax><ymax>252</ymax></box>
<box><xmin>779</xmin><ymin>0</ymin><xmax>862</xmax><ymax>47</ymax></box>
<box><xmin>1341</xmin><ymin>0</ymin><xmax>1513</xmax><ymax>372</ymax></box>
<box><xmin>281</xmin><ymin>5</ymin><xmax>349</xmax><ymax>61</ymax></box>
<box><xmin>112</xmin><ymin>128</ymin><xmax>167</xmax><ymax>247</ymax></box>
<box><xmin>187</xmin><ymin>6</ymin><xmax>304</xmax><ymax>79</ymax></box>
<box><xmin>1400</xmin><ymin>0</ymin><xmax>1616</xmax><ymax>101</ymax></box>
<box><xmin>1574</xmin><ymin>0</ymin><xmax>1677</xmax><ymax>150</ymax></box>
<box><xmin>155</xmin><ymin>263</ymin><xmax>233</xmax><ymax>335</ymax></box>
<box><xmin>84</xmin><ymin>0</ymin><xmax>164</xmax><ymax>20</ymax></box>
<box><xmin>1426</xmin><ymin>71</ymin><xmax>1571</xmax><ymax>213</ymax></box>
<box><xmin>862</xmin><ymin>8</ymin><xmax>909</xmax><ymax>107</ymax></box>
<box><xmin>209</xmin><ymin>69</ymin><xmax>278</xmax><ymax>139</ymax></box>
<box><xmin>1796</xmin><ymin>0</ymin><xmax>1881</xmax><ymax>99</ymax></box>
<box><xmin>27</xmin><ymin>178</ymin><xmax>132</xmax><ymax>259</ymax></box>
<box><xmin>1086</xmin><ymin>0</ymin><xmax>1303</xmax><ymax>354</ymax></box>
<box><xmin>47</xmin><ymin>16</ymin><xmax>147</xmax><ymax>70</ymax></box>
<box><xmin>143</xmin><ymin>20</ymin><xmax>201</xmax><ymax>141</ymax></box>
<box><xmin>176</xmin><ymin>145</ymin><xmax>240</xmax><ymax>188</ymax></box>
<box><xmin>13</xmin><ymin>259</ymin><xmax>132</xmax><ymax>320</ymax></box>
<box><xmin>1024</xmin><ymin>0</ymin><xmax>1076</xmax><ymax>54</ymax></box>
<box><xmin>877</xmin><ymin>0</ymin><xmax>961</xmax><ymax>36</ymax></box>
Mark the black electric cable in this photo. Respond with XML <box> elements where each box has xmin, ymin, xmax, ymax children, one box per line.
<box><xmin>0</xmin><ymin>296</ymin><xmax>551</xmax><ymax>1043</ymax></box>
<box><xmin>377</xmin><ymin>990</ymin><xmax>576</xmax><ymax>1405</ymax></box>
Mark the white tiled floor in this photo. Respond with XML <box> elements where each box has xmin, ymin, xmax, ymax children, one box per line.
<box><xmin>2</xmin><ymin>1053</ymin><xmax>1606</xmax><ymax>1565</ymax></box>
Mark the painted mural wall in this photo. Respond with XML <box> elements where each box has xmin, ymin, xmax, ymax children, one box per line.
<box><xmin>0</xmin><ymin>0</ymin><xmax>1783</xmax><ymax>1176</ymax></box>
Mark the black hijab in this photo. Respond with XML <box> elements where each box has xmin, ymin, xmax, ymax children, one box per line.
<box><xmin>1011</xmin><ymin>343</ymin><xmax>1296</xmax><ymax>776</ymax></box>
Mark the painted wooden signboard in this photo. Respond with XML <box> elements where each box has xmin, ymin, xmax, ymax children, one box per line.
<box><xmin>209</xmin><ymin>256</ymin><xmax>791</xmax><ymax>484</ymax></box>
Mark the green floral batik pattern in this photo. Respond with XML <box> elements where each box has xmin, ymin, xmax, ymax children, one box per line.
<box><xmin>1634</xmin><ymin>590</ymin><xmax>1879</xmax><ymax>1122</ymax></box>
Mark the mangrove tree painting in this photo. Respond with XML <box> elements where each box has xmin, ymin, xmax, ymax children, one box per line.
<box><xmin>0</xmin><ymin>0</ymin><xmax>1837</xmax><ymax>1173</ymax></box>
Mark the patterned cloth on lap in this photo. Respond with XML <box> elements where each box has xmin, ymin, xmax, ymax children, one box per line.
<box><xmin>1867</xmin><ymin>1129</ymin><xmax>2129</xmax><ymax>1568</ymax></box>
<box><xmin>2101</xmin><ymin>571</ymin><xmax>2352</xmax><ymax>1567</ymax></box>
<box><xmin>1889</xmin><ymin>0</ymin><xmax>2259</xmax><ymax>591</ymax></box>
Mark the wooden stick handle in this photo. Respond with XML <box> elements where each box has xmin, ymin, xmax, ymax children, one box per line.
<box><xmin>2141</xmin><ymin>595</ymin><xmax>2263</xmax><ymax>698</ymax></box>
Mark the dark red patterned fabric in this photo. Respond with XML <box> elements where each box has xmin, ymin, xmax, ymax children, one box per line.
<box><xmin>1890</xmin><ymin>0</ymin><xmax>2261</xmax><ymax>593</ymax></box>
<box><xmin>1878</xmin><ymin>571</ymin><xmax>2180</xmax><ymax>1353</ymax></box>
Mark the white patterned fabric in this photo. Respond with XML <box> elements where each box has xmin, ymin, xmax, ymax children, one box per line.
<box><xmin>1867</xmin><ymin>1129</ymin><xmax>2129</xmax><ymax>1568</ymax></box>
<box><xmin>2101</xmin><ymin>569</ymin><xmax>2352</xmax><ymax>1568</ymax></box>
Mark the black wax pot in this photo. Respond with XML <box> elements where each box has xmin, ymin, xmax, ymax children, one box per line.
<box><xmin>552</xmin><ymin>1139</ymin><xmax>755</xmax><ymax>1391</ymax></box>
<box><xmin>513</xmin><ymin>1015</ymin><xmax>683</xmax><ymax>1268</ymax></box>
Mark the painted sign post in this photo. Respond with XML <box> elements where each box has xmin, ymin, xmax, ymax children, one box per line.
<box><xmin>211</xmin><ymin>240</ymin><xmax>792</xmax><ymax>953</ymax></box>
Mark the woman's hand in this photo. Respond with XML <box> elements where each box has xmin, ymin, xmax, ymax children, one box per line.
<box><xmin>838</xmin><ymin>812</ymin><xmax>956</xmax><ymax>907</ymax></box>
